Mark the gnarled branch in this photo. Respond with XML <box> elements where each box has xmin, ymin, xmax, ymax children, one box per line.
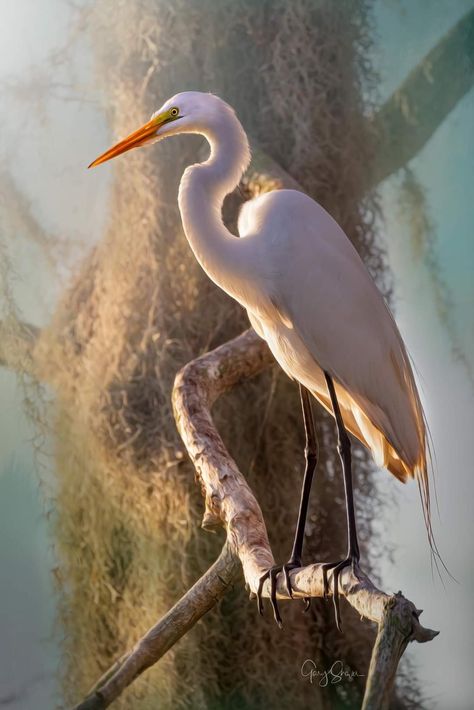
<box><xmin>74</xmin><ymin>329</ymin><xmax>438</xmax><ymax>709</ymax></box>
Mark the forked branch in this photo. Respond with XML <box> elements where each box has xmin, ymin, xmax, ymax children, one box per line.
<box><xmin>75</xmin><ymin>329</ymin><xmax>438</xmax><ymax>710</ymax></box>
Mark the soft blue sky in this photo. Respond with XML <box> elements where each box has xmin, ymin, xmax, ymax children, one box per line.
<box><xmin>0</xmin><ymin>1</ymin><xmax>473</xmax><ymax>708</ymax></box>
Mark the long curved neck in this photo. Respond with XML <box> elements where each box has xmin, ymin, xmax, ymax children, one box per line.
<box><xmin>177</xmin><ymin>110</ymin><xmax>252</xmax><ymax>301</ymax></box>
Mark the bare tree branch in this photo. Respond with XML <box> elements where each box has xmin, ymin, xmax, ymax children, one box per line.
<box><xmin>74</xmin><ymin>544</ymin><xmax>241</xmax><ymax>710</ymax></box>
<box><xmin>361</xmin><ymin>593</ymin><xmax>430</xmax><ymax>710</ymax></box>
<box><xmin>369</xmin><ymin>7</ymin><xmax>474</xmax><ymax>188</ymax></box>
<box><xmin>74</xmin><ymin>558</ymin><xmax>436</xmax><ymax>709</ymax></box>
<box><xmin>249</xmin><ymin>10</ymin><xmax>474</xmax><ymax>197</ymax></box>
<box><xmin>249</xmin><ymin>8</ymin><xmax>474</xmax><ymax>200</ymax></box>
<box><xmin>73</xmin><ymin>330</ymin><xmax>437</xmax><ymax>709</ymax></box>
<box><xmin>171</xmin><ymin>331</ymin><xmax>436</xmax><ymax>640</ymax></box>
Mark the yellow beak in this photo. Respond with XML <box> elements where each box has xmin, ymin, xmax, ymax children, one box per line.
<box><xmin>88</xmin><ymin>116</ymin><xmax>163</xmax><ymax>168</ymax></box>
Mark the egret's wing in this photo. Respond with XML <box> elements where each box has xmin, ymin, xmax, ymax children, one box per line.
<box><xmin>243</xmin><ymin>190</ymin><xmax>434</xmax><ymax>558</ymax></box>
<box><xmin>260</xmin><ymin>191</ymin><xmax>426</xmax><ymax>472</ymax></box>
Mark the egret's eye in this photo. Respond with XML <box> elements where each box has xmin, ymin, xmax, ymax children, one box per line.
<box><xmin>170</xmin><ymin>107</ymin><xmax>179</xmax><ymax>118</ymax></box>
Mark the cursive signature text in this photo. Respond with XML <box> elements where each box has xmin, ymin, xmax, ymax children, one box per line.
<box><xmin>301</xmin><ymin>659</ymin><xmax>365</xmax><ymax>687</ymax></box>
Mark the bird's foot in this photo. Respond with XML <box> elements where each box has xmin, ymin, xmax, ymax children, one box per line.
<box><xmin>321</xmin><ymin>553</ymin><xmax>361</xmax><ymax>632</ymax></box>
<box><xmin>256</xmin><ymin>559</ymin><xmax>310</xmax><ymax>628</ymax></box>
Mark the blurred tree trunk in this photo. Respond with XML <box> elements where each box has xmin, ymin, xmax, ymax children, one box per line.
<box><xmin>369</xmin><ymin>6</ymin><xmax>474</xmax><ymax>189</ymax></box>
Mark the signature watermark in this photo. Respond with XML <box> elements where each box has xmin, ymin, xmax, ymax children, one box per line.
<box><xmin>301</xmin><ymin>659</ymin><xmax>365</xmax><ymax>687</ymax></box>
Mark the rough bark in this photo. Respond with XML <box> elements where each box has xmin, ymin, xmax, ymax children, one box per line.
<box><xmin>73</xmin><ymin>330</ymin><xmax>437</xmax><ymax>710</ymax></box>
<box><xmin>361</xmin><ymin>593</ymin><xmax>429</xmax><ymax>710</ymax></box>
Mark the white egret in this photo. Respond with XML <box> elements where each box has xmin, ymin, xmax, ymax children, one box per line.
<box><xmin>90</xmin><ymin>91</ymin><xmax>435</xmax><ymax>630</ymax></box>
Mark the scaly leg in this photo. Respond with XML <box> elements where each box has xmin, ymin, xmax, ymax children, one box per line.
<box><xmin>256</xmin><ymin>384</ymin><xmax>318</xmax><ymax>626</ymax></box>
<box><xmin>321</xmin><ymin>371</ymin><xmax>361</xmax><ymax>632</ymax></box>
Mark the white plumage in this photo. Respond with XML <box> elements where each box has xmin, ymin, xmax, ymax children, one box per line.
<box><xmin>89</xmin><ymin>90</ymin><xmax>431</xmax><ymax>552</ymax></box>
<box><xmin>240</xmin><ymin>188</ymin><xmax>427</xmax><ymax>486</ymax></box>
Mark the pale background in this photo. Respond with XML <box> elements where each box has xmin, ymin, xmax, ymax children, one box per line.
<box><xmin>0</xmin><ymin>1</ymin><xmax>472</xmax><ymax>707</ymax></box>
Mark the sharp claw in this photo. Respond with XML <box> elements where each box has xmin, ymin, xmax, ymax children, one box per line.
<box><xmin>333</xmin><ymin>567</ymin><xmax>342</xmax><ymax>632</ymax></box>
<box><xmin>256</xmin><ymin>560</ymin><xmax>308</xmax><ymax>627</ymax></box>
<box><xmin>283</xmin><ymin>565</ymin><xmax>293</xmax><ymax>599</ymax></box>
<box><xmin>322</xmin><ymin>567</ymin><xmax>329</xmax><ymax>599</ymax></box>
<box><xmin>269</xmin><ymin>567</ymin><xmax>283</xmax><ymax>628</ymax></box>
<box><xmin>322</xmin><ymin>562</ymin><xmax>337</xmax><ymax>598</ymax></box>
<box><xmin>322</xmin><ymin>555</ymin><xmax>361</xmax><ymax>631</ymax></box>
<box><xmin>303</xmin><ymin>597</ymin><xmax>311</xmax><ymax>613</ymax></box>
<box><xmin>257</xmin><ymin>573</ymin><xmax>267</xmax><ymax>616</ymax></box>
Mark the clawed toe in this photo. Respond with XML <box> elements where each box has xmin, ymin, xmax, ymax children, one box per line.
<box><xmin>281</xmin><ymin>560</ymin><xmax>301</xmax><ymax>599</ymax></box>
<box><xmin>322</xmin><ymin>555</ymin><xmax>361</xmax><ymax>632</ymax></box>
<box><xmin>256</xmin><ymin>554</ymin><xmax>362</xmax><ymax>630</ymax></box>
<box><xmin>257</xmin><ymin>564</ymin><xmax>283</xmax><ymax>627</ymax></box>
<box><xmin>256</xmin><ymin>560</ymin><xmax>302</xmax><ymax>627</ymax></box>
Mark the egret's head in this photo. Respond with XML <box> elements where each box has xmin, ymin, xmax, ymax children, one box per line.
<box><xmin>88</xmin><ymin>91</ymin><xmax>230</xmax><ymax>168</ymax></box>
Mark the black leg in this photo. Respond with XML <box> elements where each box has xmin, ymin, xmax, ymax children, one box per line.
<box><xmin>256</xmin><ymin>384</ymin><xmax>318</xmax><ymax>626</ymax></box>
<box><xmin>322</xmin><ymin>371</ymin><xmax>361</xmax><ymax>631</ymax></box>
<box><xmin>284</xmin><ymin>385</ymin><xmax>318</xmax><ymax>589</ymax></box>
